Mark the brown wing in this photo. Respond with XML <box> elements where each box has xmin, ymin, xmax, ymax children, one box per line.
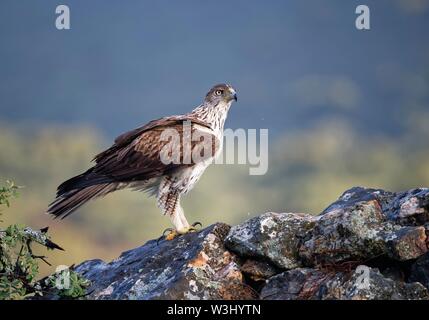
<box><xmin>48</xmin><ymin>116</ymin><xmax>219</xmax><ymax>219</ymax></box>
<box><xmin>91</xmin><ymin>117</ymin><xmax>219</xmax><ymax>182</ymax></box>
<box><xmin>111</xmin><ymin>115</ymin><xmax>213</xmax><ymax>147</ymax></box>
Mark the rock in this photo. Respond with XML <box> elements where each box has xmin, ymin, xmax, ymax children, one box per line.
<box><xmin>299</xmin><ymin>200</ymin><xmax>391</xmax><ymax>265</ymax></box>
<box><xmin>386</xmin><ymin>226</ymin><xmax>427</xmax><ymax>261</ymax></box>
<box><xmin>73</xmin><ymin>223</ymin><xmax>256</xmax><ymax>300</ymax></box>
<box><xmin>240</xmin><ymin>259</ymin><xmax>280</xmax><ymax>282</ymax></box>
<box><xmin>334</xmin><ymin>266</ymin><xmax>428</xmax><ymax>300</ymax></box>
<box><xmin>38</xmin><ymin>186</ymin><xmax>429</xmax><ymax>300</ymax></box>
<box><xmin>300</xmin><ymin>202</ymin><xmax>427</xmax><ymax>264</ymax></box>
<box><xmin>225</xmin><ymin>187</ymin><xmax>428</xmax><ymax>268</ymax></box>
<box><xmin>260</xmin><ymin>266</ymin><xmax>429</xmax><ymax>300</ymax></box>
<box><xmin>322</xmin><ymin>187</ymin><xmax>395</xmax><ymax>214</ymax></box>
<box><xmin>410</xmin><ymin>252</ymin><xmax>429</xmax><ymax>290</ymax></box>
<box><xmin>225</xmin><ymin>212</ymin><xmax>316</xmax><ymax>269</ymax></box>
<box><xmin>324</xmin><ymin>187</ymin><xmax>429</xmax><ymax>225</ymax></box>
<box><xmin>385</xmin><ymin>188</ymin><xmax>429</xmax><ymax>224</ymax></box>
<box><xmin>260</xmin><ymin>268</ymin><xmax>326</xmax><ymax>300</ymax></box>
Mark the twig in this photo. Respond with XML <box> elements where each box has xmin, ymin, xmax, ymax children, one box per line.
<box><xmin>0</xmin><ymin>227</ymin><xmax>64</xmax><ymax>251</ymax></box>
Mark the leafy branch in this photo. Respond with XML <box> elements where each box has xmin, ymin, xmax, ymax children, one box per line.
<box><xmin>0</xmin><ymin>180</ymin><xmax>89</xmax><ymax>300</ymax></box>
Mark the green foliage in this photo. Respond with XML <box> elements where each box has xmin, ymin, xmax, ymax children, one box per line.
<box><xmin>0</xmin><ymin>180</ymin><xmax>19</xmax><ymax>209</ymax></box>
<box><xmin>46</xmin><ymin>267</ymin><xmax>91</xmax><ymax>299</ymax></box>
<box><xmin>0</xmin><ymin>180</ymin><xmax>90</xmax><ymax>300</ymax></box>
<box><xmin>0</xmin><ymin>224</ymin><xmax>40</xmax><ymax>299</ymax></box>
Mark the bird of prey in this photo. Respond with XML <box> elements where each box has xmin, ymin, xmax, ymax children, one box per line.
<box><xmin>47</xmin><ymin>84</ymin><xmax>237</xmax><ymax>240</ymax></box>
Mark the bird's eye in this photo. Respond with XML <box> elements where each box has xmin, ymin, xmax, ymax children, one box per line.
<box><xmin>215</xmin><ymin>90</ymin><xmax>223</xmax><ymax>96</ymax></box>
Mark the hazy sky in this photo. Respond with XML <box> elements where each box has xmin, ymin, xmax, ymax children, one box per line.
<box><xmin>1</xmin><ymin>0</ymin><xmax>428</xmax><ymax>138</ymax></box>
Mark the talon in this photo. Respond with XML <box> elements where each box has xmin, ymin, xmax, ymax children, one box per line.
<box><xmin>191</xmin><ymin>222</ymin><xmax>202</xmax><ymax>229</ymax></box>
<box><xmin>157</xmin><ymin>228</ymin><xmax>175</xmax><ymax>245</ymax></box>
<box><xmin>181</xmin><ymin>225</ymin><xmax>200</xmax><ymax>234</ymax></box>
<box><xmin>158</xmin><ymin>224</ymin><xmax>202</xmax><ymax>244</ymax></box>
<box><xmin>162</xmin><ymin>228</ymin><xmax>174</xmax><ymax>236</ymax></box>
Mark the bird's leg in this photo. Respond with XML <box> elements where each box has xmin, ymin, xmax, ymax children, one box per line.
<box><xmin>165</xmin><ymin>221</ymin><xmax>201</xmax><ymax>240</ymax></box>
<box><xmin>182</xmin><ymin>221</ymin><xmax>203</xmax><ymax>235</ymax></box>
<box><xmin>165</xmin><ymin>205</ymin><xmax>192</xmax><ymax>240</ymax></box>
<box><xmin>157</xmin><ymin>187</ymin><xmax>201</xmax><ymax>242</ymax></box>
<box><xmin>165</xmin><ymin>204</ymin><xmax>202</xmax><ymax>240</ymax></box>
<box><xmin>178</xmin><ymin>211</ymin><xmax>202</xmax><ymax>232</ymax></box>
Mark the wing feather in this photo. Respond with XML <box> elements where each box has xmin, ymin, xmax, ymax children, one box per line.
<box><xmin>91</xmin><ymin>117</ymin><xmax>219</xmax><ymax>183</ymax></box>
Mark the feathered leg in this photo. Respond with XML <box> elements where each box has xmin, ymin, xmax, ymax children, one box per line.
<box><xmin>157</xmin><ymin>178</ymin><xmax>200</xmax><ymax>240</ymax></box>
<box><xmin>170</xmin><ymin>202</ymin><xmax>190</xmax><ymax>232</ymax></box>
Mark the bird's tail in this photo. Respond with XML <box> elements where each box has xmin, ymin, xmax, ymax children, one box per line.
<box><xmin>47</xmin><ymin>170</ymin><xmax>116</xmax><ymax>219</ymax></box>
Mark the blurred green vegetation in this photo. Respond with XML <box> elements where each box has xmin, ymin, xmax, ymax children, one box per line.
<box><xmin>0</xmin><ymin>116</ymin><xmax>428</xmax><ymax>277</ymax></box>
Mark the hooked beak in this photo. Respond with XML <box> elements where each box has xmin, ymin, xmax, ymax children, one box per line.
<box><xmin>229</xmin><ymin>88</ymin><xmax>237</xmax><ymax>102</ymax></box>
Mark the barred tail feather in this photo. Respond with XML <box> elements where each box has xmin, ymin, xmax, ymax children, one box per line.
<box><xmin>47</xmin><ymin>183</ymin><xmax>115</xmax><ymax>219</ymax></box>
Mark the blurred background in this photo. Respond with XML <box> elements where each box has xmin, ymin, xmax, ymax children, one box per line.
<box><xmin>0</xmin><ymin>0</ymin><xmax>428</xmax><ymax>276</ymax></box>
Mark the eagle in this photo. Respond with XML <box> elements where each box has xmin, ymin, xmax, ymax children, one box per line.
<box><xmin>47</xmin><ymin>84</ymin><xmax>237</xmax><ymax>240</ymax></box>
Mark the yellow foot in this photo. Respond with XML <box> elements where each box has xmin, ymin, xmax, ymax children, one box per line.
<box><xmin>157</xmin><ymin>223</ymin><xmax>203</xmax><ymax>244</ymax></box>
<box><xmin>165</xmin><ymin>229</ymin><xmax>179</xmax><ymax>241</ymax></box>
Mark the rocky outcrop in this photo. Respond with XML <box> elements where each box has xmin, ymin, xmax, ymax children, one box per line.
<box><xmin>224</xmin><ymin>212</ymin><xmax>316</xmax><ymax>269</ymax></box>
<box><xmin>43</xmin><ymin>187</ymin><xmax>429</xmax><ymax>300</ymax></box>
<box><xmin>73</xmin><ymin>223</ymin><xmax>256</xmax><ymax>300</ymax></box>
<box><xmin>260</xmin><ymin>267</ymin><xmax>429</xmax><ymax>300</ymax></box>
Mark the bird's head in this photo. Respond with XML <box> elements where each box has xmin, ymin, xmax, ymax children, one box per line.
<box><xmin>204</xmin><ymin>84</ymin><xmax>237</xmax><ymax>105</ymax></box>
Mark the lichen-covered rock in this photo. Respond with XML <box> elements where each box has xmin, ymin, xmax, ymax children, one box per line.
<box><xmin>225</xmin><ymin>212</ymin><xmax>316</xmax><ymax>269</ymax></box>
<box><xmin>224</xmin><ymin>189</ymin><xmax>429</xmax><ymax>270</ymax></box>
<box><xmin>260</xmin><ymin>266</ymin><xmax>429</xmax><ymax>300</ymax></box>
<box><xmin>297</xmin><ymin>188</ymin><xmax>427</xmax><ymax>265</ymax></box>
<box><xmin>321</xmin><ymin>187</ymin><xmax>395</xmax><ymax>215</ymax></box>
<box><xmin>324</xmin><ymin>187</ymin><xmax>429</xmax><ymax>225</ymax></box>
<box><xmin>299</xmin><ymin>200</ymin><xmax>392</xmax><ymax>265</ymax></box>
<box><xmin>386</xmin><ymin>226</ymin><xmax>427</xmax><ymax>261</ymax></box>
<box><xmin>37</xmin><ymin>186</ymin><xmax>429</xmax><ymax>300</ymax></box>
<box><xmin>385</xmin><ymin>188</ymin><xmax>429</xmax><ymax>224</ymax></box>
<box><xmin>73</xmin><ymin>223</ymin><xmax>256</xmax><ymax>300</ymax></box>
<box><xmin>339</xmin><ymin>267</ymin><xmax>429</xmax><ymax>300</ymax></box>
